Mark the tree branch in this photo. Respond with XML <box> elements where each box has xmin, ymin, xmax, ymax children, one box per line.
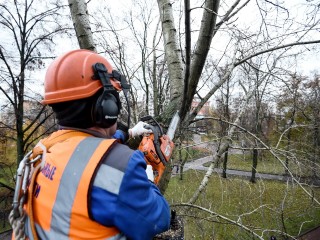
<box><xmin>235</xmin><ymin>40</ymin><xmax>320</xmax><ymax>66</ymax></box>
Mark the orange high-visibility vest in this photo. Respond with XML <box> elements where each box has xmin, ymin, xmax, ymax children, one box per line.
<box><xmin>24</xmin><ymin>130</ymin><xmax>124</xmax><ymax>240</ymax></box>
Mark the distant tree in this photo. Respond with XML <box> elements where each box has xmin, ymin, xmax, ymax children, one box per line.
<box><xmin>303</xmin><ymin>73</ymin><xmax>320</xmax><ymax>179</ymax></box>
<box><xmin>215</xmin><ymin>65</ymin><xmax>232</xmax><ymax>178</ymax></box>
<box><xmin>276</xmin><ymin>74</ymin><xmax>306</xmax><ymax>175</ymax></box>
<box><xmin>240</xmin><ymin>56</ymin><xmax>276</xmax><ymax>183</ymax></box>
<box><xmin>0</xmin><ymin>0</ymin><xmax>71</xmax><ymax>164</ymax></box>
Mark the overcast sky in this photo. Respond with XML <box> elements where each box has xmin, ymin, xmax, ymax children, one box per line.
<box><xmin>42</xmin><ymin>0</ymin><xmax>320</xmax><ymax>77</ymax></box>
<box><xmin>0</xmin><ymin>0</ymin><xmax>319</xmax><ymax>106</ymax></box>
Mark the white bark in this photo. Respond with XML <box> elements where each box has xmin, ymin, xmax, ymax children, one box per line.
<box><xmin>180</xmin><ymin>0</ymin><xmax>220</xmax><ymax>119</ymax></box>
<box><xmin>157</xmin><ymin>0</ymin><xmax>183</xmax><ymax>104</ymax></box>
<box><xmin>68</xmin><ymin>0</ymin><xmax>96</xmax><ymax>51</ymax></box>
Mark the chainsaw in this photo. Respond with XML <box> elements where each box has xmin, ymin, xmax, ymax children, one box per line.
<box><xmin>138</xmin><ymin>111</ymin><xmax>180</xmax><ymax>184</ymax></box>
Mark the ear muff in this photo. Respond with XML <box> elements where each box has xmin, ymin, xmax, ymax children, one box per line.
<box><xmin>91</xmin><ymin>63</ymin><xmax>122</xmax><ymax>128</ymax></box>
<box><xmin>93</xmin><ymin>91</ymin><xmax>120</xmax><ymax>128</ymax></box>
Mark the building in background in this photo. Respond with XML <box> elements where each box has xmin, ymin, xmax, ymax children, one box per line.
<box><xmin>191</xmin><ymin>98</ymin><xmax>211</xmax><ymax>133</ymax></box>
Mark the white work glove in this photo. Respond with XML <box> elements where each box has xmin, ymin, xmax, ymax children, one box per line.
<box><xmin>146</xmin><ymin>165</ymin><xmax>154</xmax><ymax>182</ymax></box>
<box><xmin>128</xmin><ymin>121</ymin><xmax>152</xmax><ymax>137</ymax></box>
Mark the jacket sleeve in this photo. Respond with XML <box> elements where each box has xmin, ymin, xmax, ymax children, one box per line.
<box><xmin>90</xmin><ymin>149</ymin><xmax>170</xmax><ymax>240</ymax></box>
<box><xmin>112</xmin><ymin>129</ymin><xmax>128</xmax><ymax>143</ymax></box>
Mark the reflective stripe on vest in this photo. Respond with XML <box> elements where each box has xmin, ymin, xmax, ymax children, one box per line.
<box><xmin>25</xmin><ymin>131</ymin><xmax>124</xmax><ymax>240</ymax></box>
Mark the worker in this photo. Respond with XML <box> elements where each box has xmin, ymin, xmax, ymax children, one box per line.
<box><xmin>19</xmin><ymin>49</ymin><xmax>170</xmax><ymax>239</ymax></box>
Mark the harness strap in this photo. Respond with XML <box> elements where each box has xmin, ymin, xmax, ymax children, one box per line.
<box><xmin>27</xmin><ymin>163</ymin><xmax>41</xmax><ymax>240</ymax></box>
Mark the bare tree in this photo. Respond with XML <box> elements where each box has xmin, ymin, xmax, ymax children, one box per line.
<box><xmin>305</xmin><ymin>74</ymin><xmax>320</xmax><ymax>179</ymax></box>
<box><xmin>215</xmin><ymin>65</ymin><xmax>232</xmax><ymax>178</ymax></box>
<box><xmin>85</xmin><ymin>0</ymin><xmax>173</xmax><ymax>124</ymax></box>
<box><xmin>0</xmin><ymin>0</ymin><xmax>71</xmax><ymax>164</ymax></box>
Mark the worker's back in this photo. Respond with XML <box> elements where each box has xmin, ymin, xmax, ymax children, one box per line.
<box><xmin>24</xmin><ymin>130</ymin><xmax>123</xmax><ymax>239</ymax></box>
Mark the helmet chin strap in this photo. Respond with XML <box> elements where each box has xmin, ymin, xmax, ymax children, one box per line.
<box><xmin>122</xmin><ymin>85</ymin><xmax>131</xmax><ymax>129</ymax></box>
<box><xmin>112</xmin><ymin>70</ymin><xmax>131</xmax><ymax>129</ymax></box>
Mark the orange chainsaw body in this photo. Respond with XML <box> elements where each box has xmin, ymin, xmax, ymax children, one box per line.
<box><xmin>137</xmin><ymin>113</ymin><xmax>179</xmax><ymax>184</ymax></box>
<box><xmin>138</xmin><ymin>133</ymin><xmax>174</xmax><ymax>184</ymax></box>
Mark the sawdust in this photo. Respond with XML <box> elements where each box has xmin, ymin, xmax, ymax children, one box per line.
<box><xmin>153</xmin><ymin>216</ymin><xmax>184</xmax><ymax>240</ymax></box>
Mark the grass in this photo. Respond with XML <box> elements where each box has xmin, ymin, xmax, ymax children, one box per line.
<box><xmin>165</xmin><ymin>170</ymin><xmax>320</xmax><ymax>240</ymax></box>
<box><xmin>201</xmin><ymin>150</ymin><xmax>317</xmax><ymax>179</ymax></box>
<box><xmin>174</xmin><ymin>146</ymin><xmax>211</xmax><ymax>163</ymax></box>
<box><xmin>214</xmin><ymin>152</ymin><xmax>286</xmax><ymax>175</ymax></box>
<box><xmin>195</xmin><ymin>134</ymin><xmax>318</xmax><ymax>178</ymax></box>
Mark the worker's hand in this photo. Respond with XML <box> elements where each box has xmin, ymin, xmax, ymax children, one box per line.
<box><xmin>129</xmin><ymin>121</ymin><xmax>152</xmax><ymax>138</ymax></box>
<box><xmin>145</xmin><ymin>165</ymin><xmax>154</xmax><ymax>182</ymax></box>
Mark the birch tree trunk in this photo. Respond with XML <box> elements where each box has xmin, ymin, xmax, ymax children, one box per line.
<box><xmin>68</xmin><ymin>0</ymin><xmax>96</xmax><ymax>51</ymax></box>
<box><xmin>157</xmin><ymin>0</ymin><xmax>183</xmax><ymax>117</ymax></box>
<box><xmin>156</xmin><ymin>0</ymin><xmax>221</xmax><ymax>192</ymax></box>
<box><xmin>180</xmin><ymin>0</ymin><xmax>220</xmax><ymax>120</ymax></box>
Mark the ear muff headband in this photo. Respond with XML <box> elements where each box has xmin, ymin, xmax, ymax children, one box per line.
<box><xmin>92</xmin><ymin>63</ymin><xmax>121</xmax><ymax>128</ymax></box>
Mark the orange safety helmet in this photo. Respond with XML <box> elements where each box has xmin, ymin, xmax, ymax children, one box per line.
<box><xmin>42</xmin><ymin>49</ymin><xmax>122</xmax><ymax>105</ymax></box>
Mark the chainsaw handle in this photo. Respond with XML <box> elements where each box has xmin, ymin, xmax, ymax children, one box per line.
<box><xmin>143</xmin><ymin>124</ymin><xmax>168</xmax><ymax>165</ymax></box>
<box><xmin>140</xmin><ymin>115</ymin><xmax>164</xmax><ymax>135</ymax></box>
<box><xmin>140</xmin><ymin>116</ymin><xmax>153</xmax><ymax>122</ymax></box>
